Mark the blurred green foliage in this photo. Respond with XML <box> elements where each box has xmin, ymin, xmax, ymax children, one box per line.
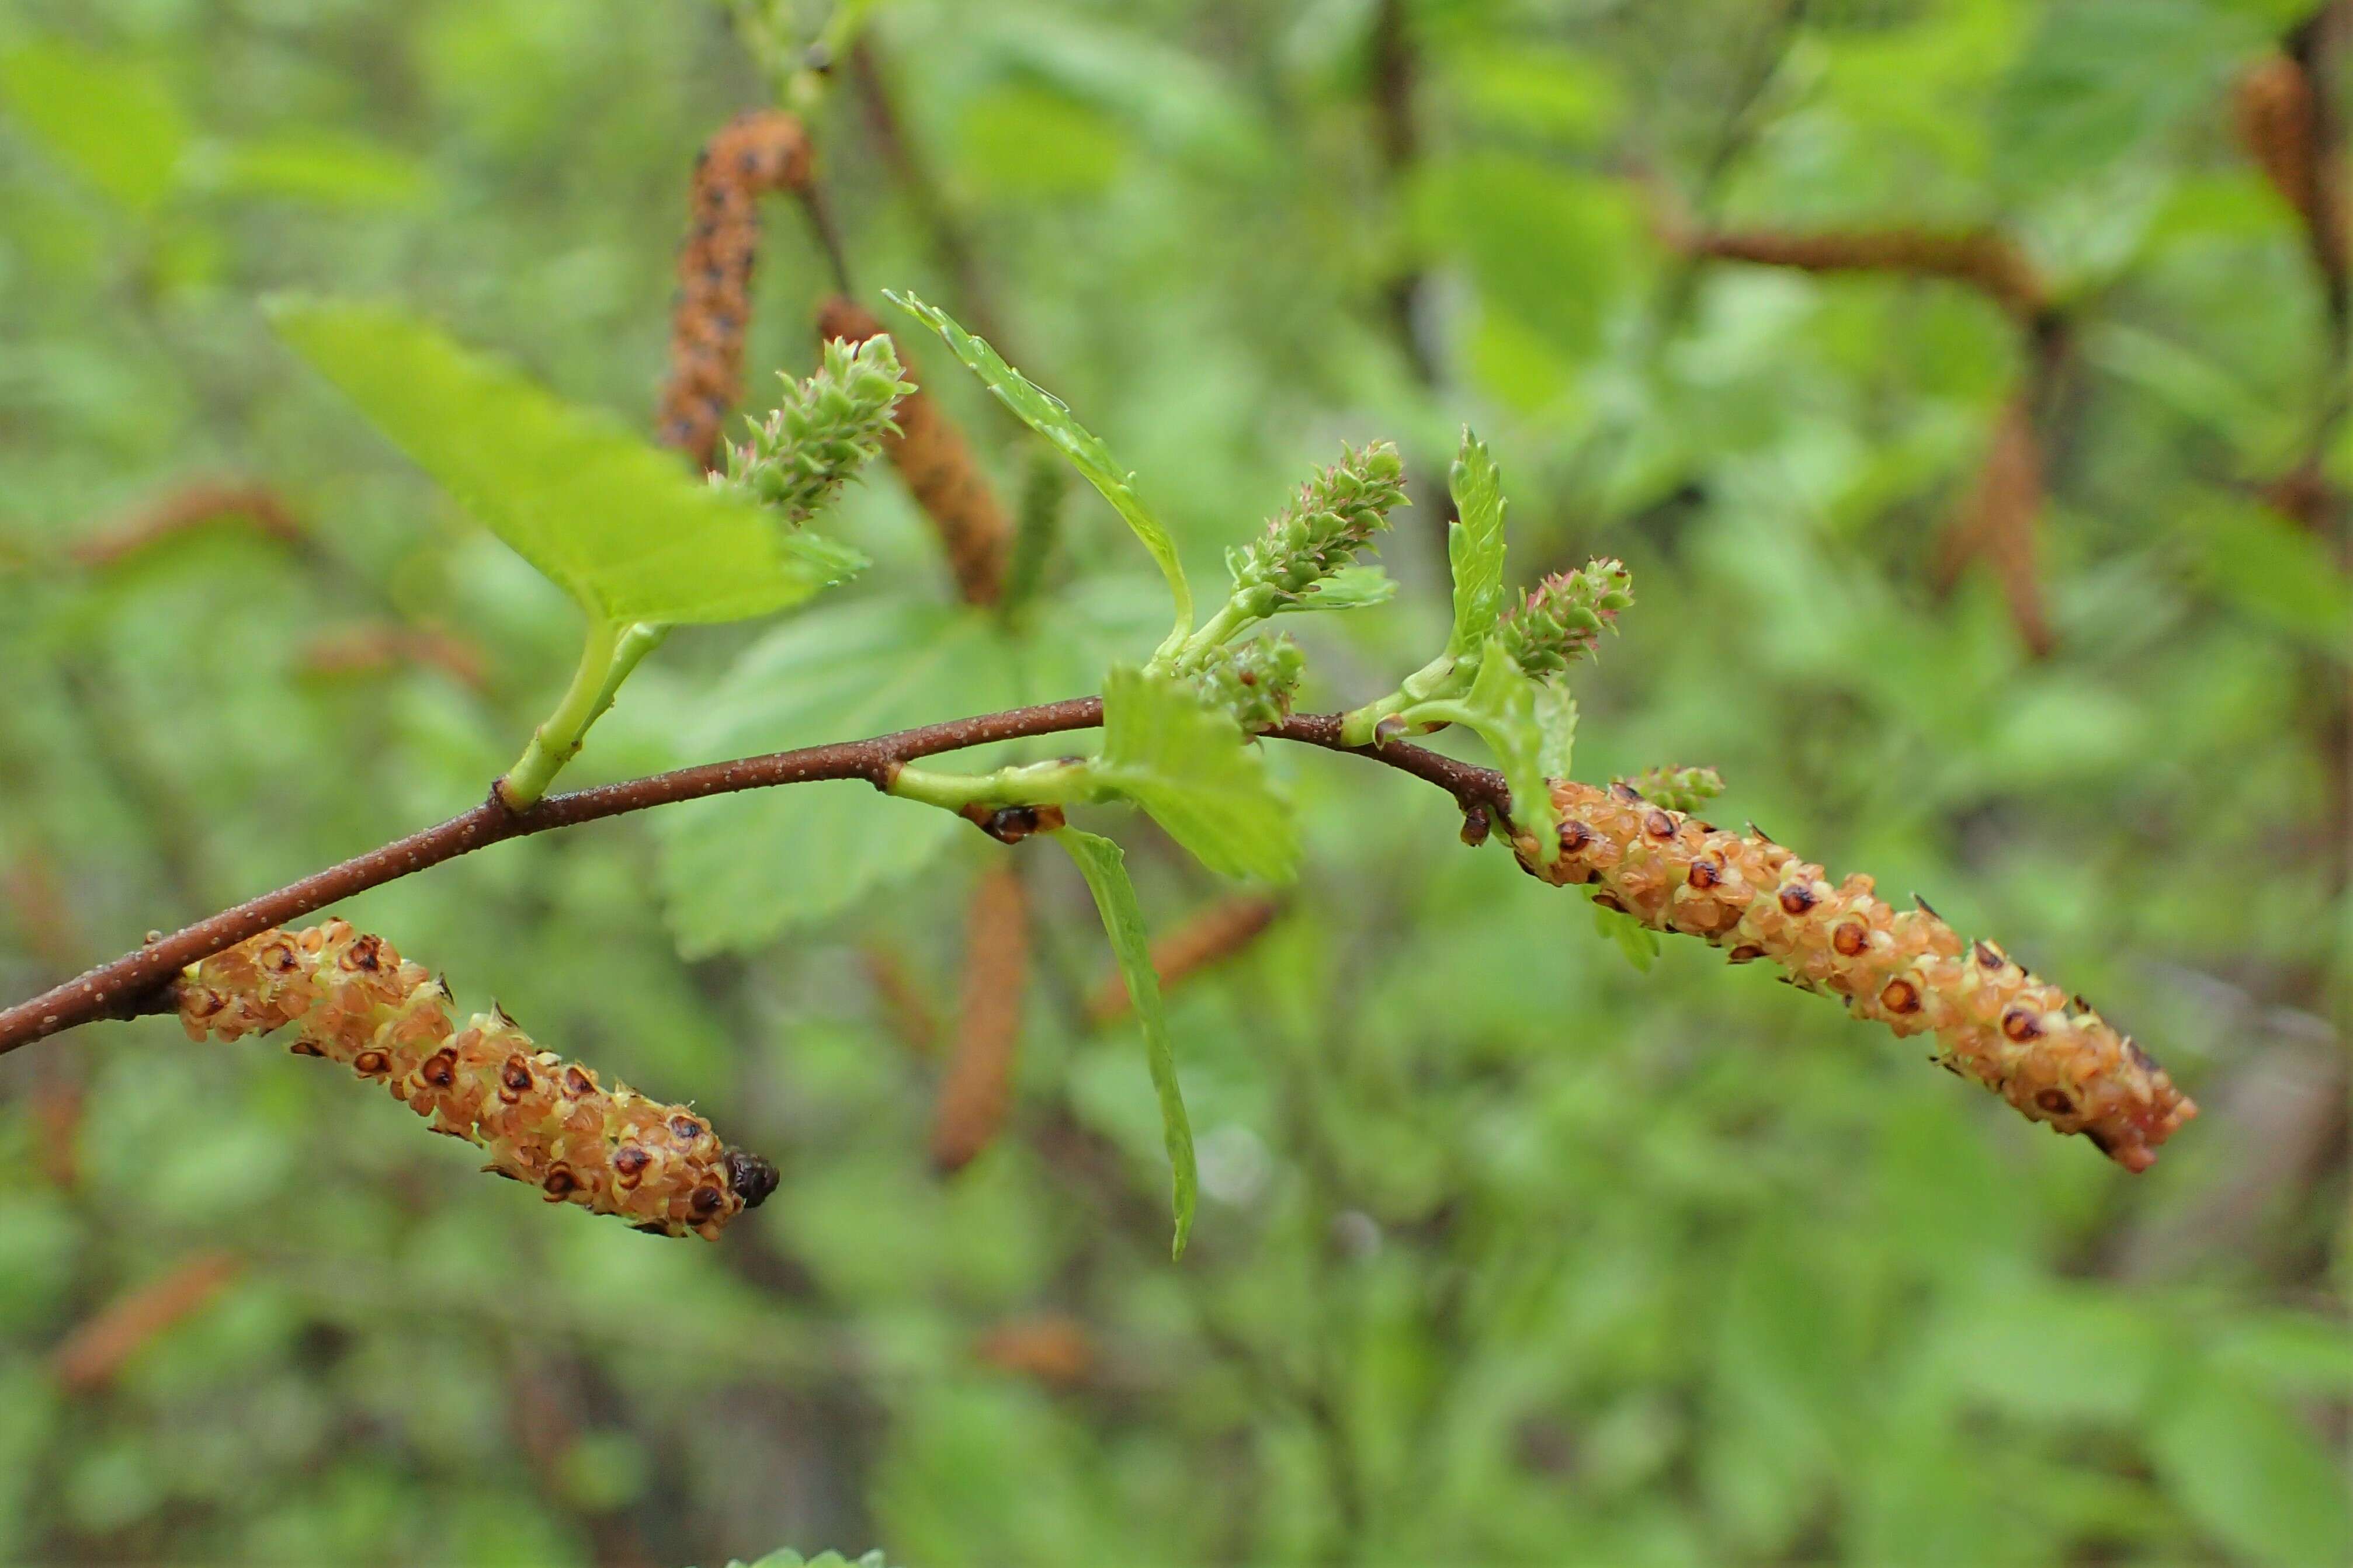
<box><xmin>0</xmin><ymin>1</ymin><xmax>2345</xmax><ymax>1563</ymax></box>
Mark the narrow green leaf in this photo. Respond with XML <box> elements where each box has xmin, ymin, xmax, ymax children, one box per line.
<box><xmin>0</xmin><ymin>40</ymin><xmax>190</xmax><ymax>213</ymax></box>
<box><xmin>1055</xmin><ymin>828</ymin><xmax>1198</xmax><ymax>1258</ymax></box>
<box><xmin>1445</xmin><ymin>428</ymin><xmax>1509</xmax><ymax>657</ymax></box>
<box><xmin>270</xmin><ymin>298</ymin><xmax>861</xmax><ymax>627</ymax></box>
<box><xmin>1096</xmin><ymin>664</ymin><xmax>1298</xmax><ymax>882</ymax></box>
<box><xmin>885</xmin><ymin>290</ymin><xmax>1191</xmax><ymax>641</ymax></box>
<box><xmin>1269</xmin><ymin>564</ymin><xmax>1397</xmax><ymax>614</ymax></box>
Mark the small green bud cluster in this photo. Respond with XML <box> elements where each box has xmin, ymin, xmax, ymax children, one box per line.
<box><xmin>721</xmin><ymin>336</ymin><xmax>914</xmax><ymax>523</ymax></box>
<box><xmin>1618</xmin><ymin>763</ymin><xmax>1725</xmax><ymax>813</ymax></box>
<box><xmin>1228</xmin><ymin>443</ymin><xmax>1406</xmax><ymax>602</ymax></box>
<box><xmin>1195</xmin><ymin>636</ymin><xmax>1305</xmax><ymax>732</ymax></box>
<box><xmin>1492</xmin><ymin>558</ymin><xmax>1633</xmax><ymax>680</ymax></box>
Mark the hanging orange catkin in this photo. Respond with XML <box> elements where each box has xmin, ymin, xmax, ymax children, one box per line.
<box><xmin>176</xmin><ymin>922</ymin><xmax>778</xmax><ymax>1238</ymax></box>
<box><xmin>816</xmin><ymin>295</ymin><xmax>1013</xmax><ymax>604</ymax></box>
<box><xmin>52</xmin><ymin>1251</ymin><xmax>244</xmax><ymax>1392</ymax></box>
<box><xmin>1087</xmin><ymin>895</ymin><xmax>1283</xmax><ymax>1025</ymax></box>
<box><xmin>658</xmin><ymin>111</ymin><xmax>814</xmax><ymax>471</ymax></box>
<box><xmin>1934</xmin><ymin>395</ymin><xmax>2054</xmax><ymax>657</ymax></box>
<box><xmin>71</xmin><ymin>481</ymin><xmax>304</xmax><ymax>569</ymax></box>
<box><xmin>929</xmin><ymin>865</ymin><xmax>1029</xmax><ymax>1174</ymax></box>
<box><xmin>974</xmin><ymin>1312</ymin><xmax>1097</xmax><ymax>1389</ymax></box>
<box><xmin>2234</xmin><ymin>48</ymin><xmax>2349</xmax><ymax>297</ymax></box>
<box><xmin>1513</xmin><ymin>783</ymin><xmax>2196</xmax><ymax>1171</ymax></box>
<box><xmin>1681</xmin><ymin>226</ymin><xmax>2050</xmax><ymax>323</ymax></box>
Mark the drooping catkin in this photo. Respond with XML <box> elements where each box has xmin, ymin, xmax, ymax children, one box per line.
<box><xmin>1682</xmin><ymin>226</ymin><xmax>2050</xmax><ymax>322</ymax></box>
<box><xmin>53</xmin><ymin>1251</ymin><xmax>243</xmax><ymax>1393</ymax></box>
<box><xmin>658</xmin><ymin>111</ymin><xmax>815</xmax><ymax>471</ymax></box>
<box><xmin>1512</xmin><ymin>782</ymin><xmax>2196</xmax><ymax>1170</ymax></box>
<box><xmin>929</xmin><ymin>865</ymin><xmax>1029</xmax><ymax>1174</ymax></box>
<box><xmin>1935</xmin><ymin>396</ymin><xmax>2054</xmax><ymax>657</ymax></box>
<box><xmin>176</xmin><ymin>922</ymin><xmax>778</xmax><ymax>1238</ymax></box>
<box><xmin>72</xmin><ymin>481</ymin><xmax>304</xmax><ymax>568</ymax></box>
<box><xmin>817</xmin><ymin>295</ymin><xmax>1013</xmax><ymax>605</ymax></box>
<box><xmin>2234</xmin><ymin>48</ymin><xmax>2348</xmax><ymax>292</ymax></box>
<box><xmin>1087</xmin><ymin>896</ymin><xmax>1283</xmax><ymax>1025</ymax></box>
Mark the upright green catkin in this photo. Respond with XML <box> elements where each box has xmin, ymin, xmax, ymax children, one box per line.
<box><xmin>720</xmin><ymin>336</ymin><xmax>912</xmax><ymax>523</ymax></box>
<box><xmin>176</xmin><ymin>922</ymin><xmax>778</xmax><ymax>1238</ymax></box>
<box><xmin>1514</xmin><ymin>781</ymin><xmax>2196</xmax><ymax>1170</ymax></box>
<box><xmin>1195</xmin><ymin>636</ymin><xmax>1305</xmax><ymax>732</ymax></box>
<box><xmin>1615</xmin><ymin>764</ymin><xmax>1724</xmax><ymax>814</ymax></box>
<box><xmin>1228</xmin><ymin>442</ymin><xmax>1407</xmax><ymax>600</ymax></box>
<box><xmin>1493</xmin><ymin>558</ymin><xmax>1634</xmax><ymax>678</ymax></box>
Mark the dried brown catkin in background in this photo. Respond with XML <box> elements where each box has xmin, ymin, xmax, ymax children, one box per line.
<box><xmin>929</xmin><ymin>865</ymin><xmax>1029</xmax><ymax>1173</ymax></box>
<box><xmin>1087</xmin><ymin>896</ymin><xmax>1283</xmax><ymax>1025</ymax></box>
<box><xmin>1514</xmin><ymin>782</ymin><xmax>2196</xmax><ymax>1171</ymax></box>
<box><xmin>1934</xmin><ymin>395</ymin><xmax>2054</xmax><ymax>657</ymax></box>
<box><xmin>177</xmin><ymin>922</ymin><xmax>778</xmax><ymax>1237</ymax></box>
<box><xmin>658</xmin><ymin>110</ymin><xmax>814</xmax><ymax>471</ymax></box>
<box><xmin>2235</xmin><ymin>48</ymin><xmax>2349</xmax><ymax>293</ymax></box>
<box><xmin>1682</xmin><ymin>226</ymin><xmax>2050</xmax><ymax>322</ymax></box>
<box><xmin>817</xmin><ymin>295</ymin><xmax>1013</xmax><ymax>604</ymax></box>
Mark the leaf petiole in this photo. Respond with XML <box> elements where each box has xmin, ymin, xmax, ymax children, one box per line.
<box><xmin>497</xmin><ymin>618</ymin><xmax>627</xmax><ymax>811</ymax></box>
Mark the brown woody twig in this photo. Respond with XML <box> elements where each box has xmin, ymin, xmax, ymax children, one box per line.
<box><xmin>0</xmin><ymin>700</ymin><xmax>1505</xmax><ymax>1057</ymax></box>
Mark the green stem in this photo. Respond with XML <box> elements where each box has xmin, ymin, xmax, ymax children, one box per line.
<box><xmin>1338</xmin><ymin>652</ymin><xmax>1463</xmax><ymax>746</ymax></box>
<box><xmin>497</xmin><ymin>618</ymin><xmax>624</xmax><ymax>811</ymax></box>
<box><xmin>887</xmin><ymin>757</ymin><xmax>1092</xmax><ymax>813</ymax></box>
<box><xmin>586</xmin><ymin>623</ymin><xmax>670</xmax><ymax>730</ymax></box>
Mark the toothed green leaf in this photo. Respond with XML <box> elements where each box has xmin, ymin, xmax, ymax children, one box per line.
<box><xmin>1095</xmin><ymin>664</ymin><xmax>1297</xmax><ymax>882</ymax></box>
<box><xmin>271</xmin><ymin>298</ymin><xmax>862</xmax><ymax>626</ymax></box>
<box><xmin>886</xmin><ymin>290</ymin><xmax>1191</xmax><ymax>642</ymax></box>
<box><xmin>1445</xmin><ymin>429</ymin><xmax>1509</xmax><ymax>658</ymax></box>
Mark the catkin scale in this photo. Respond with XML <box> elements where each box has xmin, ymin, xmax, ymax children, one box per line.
<box><xmin>816</xmin><ymin>295</ymin><xmax>1012</xmax><ymax>604</ymax></box>
<box><xmin>658</xmin><ymin>112</ymin><xmax>815</xmax><ymax>471</ymax></box>
<box><xmin>176</xmin><ymin>922</ymin><xmax>776</xmax><ymax>1239</ymax></box>
<box><xmin>1514</xmin><ymin>781</ymin><xmax>2195</xmax><ymax>1171</ymax></box>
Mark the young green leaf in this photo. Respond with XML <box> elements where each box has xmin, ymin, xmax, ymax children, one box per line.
<box><xmin>1436</xmin><ymin>646</ymin><xmax>1561</xmax><ymax>863</ymax></box>
<box><xmin>270</xmin><ymin>298</ymin><xmax>862</xmax><ymax>627</ymax></box>
<box><xmin>1445</xmin><ymin>429</ymin><xmax>1509</xmax><ymax>657</ymax></box>
<box><xmin>1269</xmin><ymin>564</ymin><xmax>1397</xmax><ymax>614</ymax></box>
<box><xmin>1055</xmin><ymin>828</ymin><xmax>1198</xmax><ymax>1259</ymax></box>
<box><xmin>884</xmin><ymin>289</ymin><xmax>1191</xmax><ymax>642</ymax></box>
<box><xmin>1095</xmin><ymin>665</ymin><xmax>1299</xmax><ymax>882</ymax></box>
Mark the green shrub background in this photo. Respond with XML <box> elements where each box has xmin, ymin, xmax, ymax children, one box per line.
<box><xmin>0</xmin><ymin>1</ymin><xmax>2344</xmax><ymax>1562</ymax></box>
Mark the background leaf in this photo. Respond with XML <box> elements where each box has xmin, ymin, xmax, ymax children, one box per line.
<box><xmin>656</xmin><ymin>597</ymin><xmax>1026</xmax><ymax>956</ymax></box>
<box><xmin>269</xmin><ymin>298</ymin><xmax>861</xmax><ymax>627</ymax></box>
<box><xmin>1055</xmin><ymin>828</ymin><xmax>1198</xmax><ymax>1258</ymax></box>
<box><xmin>1094</xmin><ymin>664</ymin><xmax>1297</xmax><ymax>882</ymax></box>
<box><xmin>0</xmin><ymin>40</ymin><xmax>190</xmax><ymax>214</ymax></box>
<box><xmin>2150</xmin><ymin>1367</ymin><xmax>2353</xmax><ymax>1565</ymax></box>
